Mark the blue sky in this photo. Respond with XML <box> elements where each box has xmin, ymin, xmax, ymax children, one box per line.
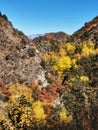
<box><xmin>0</xmin><ymin>0</ymin><xmax>98</xmax><ymax>35</ymax></box>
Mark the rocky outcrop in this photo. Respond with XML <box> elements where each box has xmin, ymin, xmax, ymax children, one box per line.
<box><xmin>0</xmin><ymin>13</ymin><xmax>46</xmax><ymax>86</ymax></box>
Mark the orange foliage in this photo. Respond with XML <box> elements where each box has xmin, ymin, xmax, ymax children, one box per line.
<box><xmin>38</xmin><ymin>79</ymin><xmax>64</xmax><ymax>103</ymax></box>
<box><xmin>46</xmin><ymin>35</ymin><xmax>55</xmax><ymax>40</ymax></box>
<box><xmin>31</xmin><ymin>80</ymin><xmax>38</xmax><ymax>89</ymax></box>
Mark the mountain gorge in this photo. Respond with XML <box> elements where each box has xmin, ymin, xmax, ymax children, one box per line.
<box><xmin>0</xmin><ymin>13</ymin><xmax>98</xmax><ymax>130</ymax></box>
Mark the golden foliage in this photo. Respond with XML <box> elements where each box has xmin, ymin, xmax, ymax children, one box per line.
<box><xmin>59</xmin><ymin>47</ymin><xmax>67</xmax><ymax>57</ymax></box>
<box><xmin>59</xmin><ymin>106</ymin><xmax>72</xmax><ymax>124</ymax></box>
<box><xmin>66</xmin><ymin>43</ymin><xmax>75</xmax><ymax>55</ymax></box>
<box><xmin>32</xmin><ymin>100</ymin><xmax>46</xmax><ymax>125</ymax></box>
<box><xmin>53</xmin><ymin>56</ymin><xmax>72</xmax><ymax>76</ymax></box>
<box><xmin>8</xmin><ymin>83</ymin><xmax>33</xmax><ymax>104</ymax></box>
<box><xmin>82</xmin><ymin>41</ymin><xmax>95</xmax><ymax>56</ymax></box>
<box><xmin>80</xmin><ymin>76</ymin><xmax>89</xmax><ymax>82</ymax></box>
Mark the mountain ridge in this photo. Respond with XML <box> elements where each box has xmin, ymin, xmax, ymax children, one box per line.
<box><xmin>71</xmin><ymin>16</ymin><xmax>98</xmax><ymax>46</ymax></box>
<box><xmin>32</xmin><ymin>16</ymin><xmax>98</xmax><ymax>45</ymax></box>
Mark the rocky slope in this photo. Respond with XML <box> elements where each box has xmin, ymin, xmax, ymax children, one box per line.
<box><xmin>0</xmin><ymin>12</ymin><xmax>46</xmax><ymax>86</ymax></box>
<box><xmin>33</xmin><ymin>31</ymin><xmax>69</xmax><ymax>54</ymax></box>
<box><xmin>71</xmin><ymin>16</ymin><xmax>98</xmax><ymax>46</ymax></box>
<box><xmin>0</xmin><ymin>13</ymin><xmax>98</xmax><ymax>86</ymax></box>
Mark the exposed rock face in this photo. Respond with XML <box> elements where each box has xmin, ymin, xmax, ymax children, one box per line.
<box><xmin>71</xmin><ymin>16</ymin><xmax>98</xmax><ymax>46</ymax></box>
<box><xmin>0</xmin><ymin>13</ymin><xmax>46</xmax><ymax>86</ymax></box>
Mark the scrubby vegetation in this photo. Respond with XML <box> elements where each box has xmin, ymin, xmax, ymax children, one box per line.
<box><xmin>0</xmin><ymin>13</ymin><xmax>98</xmax><ymax>129</ymax></box>
<box><xmin>0</xmin><ymin>40</ymin><xmax>98</xmax><ymax>130</ymax></box>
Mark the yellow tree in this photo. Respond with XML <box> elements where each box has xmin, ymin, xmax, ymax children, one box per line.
<box><xmin>53</xmin><ymin>56</ymin><xmax>72</xmax><ymax>76</ymax></box>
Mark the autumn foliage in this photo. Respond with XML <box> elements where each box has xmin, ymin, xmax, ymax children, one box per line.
<box><xmin>0</xmin><ymin>41</ymin><xmax>98</xmax><ymax>130</ymax></box>
<box><xmin>38</xmin><ymin>79</ymin><xmax>64</xmax><ymax>103</ymax></box>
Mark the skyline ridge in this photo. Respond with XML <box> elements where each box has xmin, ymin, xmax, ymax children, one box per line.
<box><xmin>0</xmin><ymin>0</ymin><xmax>98</xmax><ymax>35</ymax></box>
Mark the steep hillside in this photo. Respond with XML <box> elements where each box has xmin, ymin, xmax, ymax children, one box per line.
<box><xmin>33</xmin><ymin>31</ymin><xmax>69</xmax><ymax>54</ymax></box>
<box><xmin>71</xmin><ymin>16</ymin><xmax>98</xmax><ymax>46</ymax></box>
<box><xmin>0</xmin><ymin>13</ymin><xmax>98</xmax><ymax>130</ymax></box>
<box><xmin>0</xmin><ymin>13</ymin><xmax>46</xmax><ymax>86</ymax></box>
